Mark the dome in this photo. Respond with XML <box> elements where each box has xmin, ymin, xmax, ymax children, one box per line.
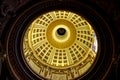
<box><xmin>23</xmin><ymin>10</ymin><xmax>98</xmax><ymax>80</ymax></box>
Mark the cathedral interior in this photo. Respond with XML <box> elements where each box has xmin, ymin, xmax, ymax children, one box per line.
<box><xmin>0</xmin><ymin>0</ymin><xmax>120</xmax><ymax>80</ymax></box>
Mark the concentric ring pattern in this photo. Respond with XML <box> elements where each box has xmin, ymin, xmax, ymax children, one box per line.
<box><xmin>23</xmin><ymin>10</ymin><xmax>98</xmax><ymax>80</ymax></box>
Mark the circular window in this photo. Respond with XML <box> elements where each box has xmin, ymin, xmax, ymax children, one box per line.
<box><xmin>23</xmin><ymin>10</ymin><xmax>98</xmax><ymax>79</ymax></box>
